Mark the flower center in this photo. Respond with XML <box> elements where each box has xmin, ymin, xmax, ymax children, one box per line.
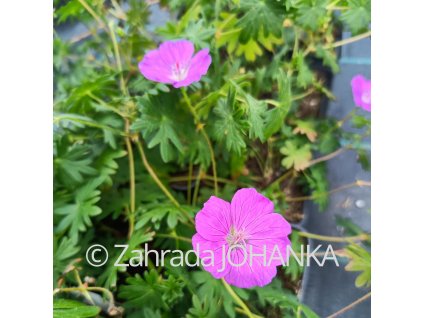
<box><xmin>170</xmin><ymin>62</ymin><xmax>189</xmax><ymax>82</ymax></box>
<box><xmin>361</xmin><ymin>91</ymin><xmax>371</xmax><ymax>104</ymax></box>
<box><xmin>226</xmin><ymin>227</ymin><xmax>247</xmax><ymax>247</ymax></box>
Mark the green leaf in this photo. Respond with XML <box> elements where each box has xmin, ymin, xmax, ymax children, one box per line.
<box><xmin>352</xmin><ymin>113</ymin><xmax>371</xmax><ymax>128</ymax></box>
<box><xmin>54</xmin><ymin>141</ymin><xmax>97</xmax><ymax>184</ymax></box>
<box><xmin>293</xmin><ymin>120</ymin><xmax>318</xmax><ymax>142</ymax></box>
<box><xmin>135</xmin><ymin>203</ymin><xmax>192</xmax><ymax>230</ymax></box>
<box><xmin>254</xmin><ymin>280</ymin><xmax>319</xmax><ymax>317</ymax></box>
<box><xmin>186</xmin><ymin>295</ymin><xmax>219</xmax><ymax>318</ymax></box>
<box><xmin>280</xmin><ymin>141</ymin><xmax>312</xmax><ymax>171</ymax></box>
<box><xmin>132</xmin><ymin>94</ymin><xmax>184</xmax><ymax>163</ymax></box>
<box><xmin>244</xmin><ymin>94</ymin><xmax>267</xmax><ymax>141</ymax></box>
<box><xmin>55</xmin><ymin>0</ymin><xmax>84</xmax><ymax>23</ymax></box>
<box><xmin>357</xmin><ymin>149</ymin><xmax>371</xmax><ymax>171</ymax></box>
<box><xmin>264</xmin><ymin>71</ymin><xmax>292</xmax><ymax>138</ymax></box>
<box><xmin>344</xmin><ymin>243</ymin><xmax>371</xmax><ymax>288</ymax></box>
<box><xmin>297</xmin><ymin>0</ymin><xmax>328</xmax><ymax>31</ymax></box>
<box><xmin>303</xmin><ymin>164</ymin><xmax>329</xmax><ymax>211</ymax></box>
<box><xmin>316</xmin><ymin>45</ymin><xmax>340</xmax><ymax>73</ymax></box>
<box><xmin>191</xmin><ymin>271</ymin><xmax>233</xmax><ymax>317</ymax></box>
<box><xmin>54</xmin><ymin>177</ymin><xmax>104</xmax><ymax>240</ymax></box>
<box><xmin>236</xmin><ymin>0</ymin><xmax>284</xmax><ymax>43</ymax></box>
<box><xmin>341</xmin><ymin>0</ymin><xmax>371</xmax><ymax>34</ymax></box>
<box><xmin>212</xmin><ymin>89</ymin><xmax>247</xmax><ymax>155</ymax></box>
<box><xmin>65</xmin><ymin>75</ymin><xmax>117</xmax><ymax>113</ymax></box>
<box><xmin>97</xmin><ymin>231</ymin><xmax>154</xmax><ymax>288</ymax></box>
<box><xmin>94</xmin><ymin>149</ymin><xmax>127</xmax><ymax>184</ymax></box>
<box><xmin>295</xmin><ymin>53</ymin><xmax>314</xmax><ymax>88</ymax></box>
<box><xmin>235</xmin><ymin>39</ymin><xmax>263</xmax><ymax>62</ymax></box>
<box><xmin>318</xmin><ymin>131</ymin><xmax>340</xmax><ymax>154</ymax></box>
<box><xmin>284</xmin><ymin>231</ymin><xmax>305</xmax><ymax>281</ymax></box>
<box><xmin>53</xmin><ymin>236</ymin><xmax>80</xmax><ymax>284</ymax></box>
<box><xmin>53</xmin><ymin>299</ymin><xmax>100</xmax><ymax>318</ymax></box>
<box><xmin>119</xmin><ymin>270</ymin><xmax>185</xmax><ymax>310</ymax></box>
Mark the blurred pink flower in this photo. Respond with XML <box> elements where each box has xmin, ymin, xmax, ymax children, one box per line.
<box><xmin>351</xmin><ymin>75</ymin><xmax>371</xmax><ymax>112</ymax></box>
<box><xmin>192</xmin><ymin>188</ymin><xmax>291</xmax><ymax>288</ymax></box>
<box><xmin>138</xmin><ymin>39</ymin><xmax>212</xmax><ymax>88</ymax></box>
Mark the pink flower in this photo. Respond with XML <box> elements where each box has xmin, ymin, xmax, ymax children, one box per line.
<box><xmin>351</xmin><ymin>75</ymin><xmax>371</xmax><ymax>112</ymax></box>
<box><xmin>192</xmin><ymin>188</ymin><xmax>292</xmax><ymax>288</ymax></box>
<box><xmin>138</xmin><ymin>39</ymin><xmax>212</xmax><ymax>88</ymax></box>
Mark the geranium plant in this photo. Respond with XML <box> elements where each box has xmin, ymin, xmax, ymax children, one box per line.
<box><xmin>53</xmin><ymin>0</ymin><xmax>371</xmax><ymax>317</ymax></box>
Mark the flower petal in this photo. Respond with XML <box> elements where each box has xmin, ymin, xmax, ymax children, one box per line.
<box><xmin>247</xmin><ymin>237</ymin><xmax>291</xmax><ymax>267</ymax></box>
<box><xmin>351</xmin><ymin>74</ymin><xmax>371</xmax><ymax>111</ymax></box>
<box><xmin>158</xmin><ymin>39</ymin><xmax>194</xmax><ymax>66</ymax></box>
<box><xmin>195</xmin><ymin>196</ymin><xmax>231</xmax><ymax>241</ymax></box>
<box><xmin>224</xmin><ymin>248</ymin><xmax>277</xmax><ymax>288</ymax></box>
<box><xmin>192</xmin><ymin>233</ymin><xmax>229</xmax><ymax>278</ymax></box>
<box><xmin>229</xmin><ymin>188</ymin><xmax>274</xmax><ymax>231</ymax></box>
<box><xmin>138</xmin><ymin>49</ymin><xmax>173</xmax><ymax>84</ymax></box>
<box><xmin>245</xmin><ymin>213</ymin><xmax>292</xmax><ymax>239</ymax></box>
<box><xmin>173</xmin><ymin>48</ymin><xmax>212</xmax><ymax>88</ymax></box>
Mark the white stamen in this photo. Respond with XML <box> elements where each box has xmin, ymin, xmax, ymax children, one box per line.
<box><xmin>170</xmin><ymin>62</ymin><xmax>189</xmax><ymax>82</ymax></box>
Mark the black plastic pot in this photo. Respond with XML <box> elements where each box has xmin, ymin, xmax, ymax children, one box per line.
<box><xmin>298</xmin><ymin>31</ymin><xmax>371</xmax><ymax>318</ymax></box>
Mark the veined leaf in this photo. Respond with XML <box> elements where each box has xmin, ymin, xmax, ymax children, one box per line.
<box><xmin>212</xmin><ymin>88</ymin><xmax>247</xmax><ymax>155</ymax></box>
<box><xmin>54</xmin><ymin>177</ymin><xmax>104</xmax><ymax>240</ymax></box>
<box><xmin>236</xmin><ymin>0</ymin><xmax>284</xmax><ymax>43</ymax></box>
<box><xmin>294</xmin><ymin>53</ymin><xmax>314</xmax><ymax>88</ymax></box>
<box><xmin>316</xmin><ymin>45</ymin><xmax>340</xmax><ymax>73</ymax></box>
<box><xmin>293</xmin><ymin>119</ymin><xmax>318</xmax><ymax>142</ymax></box>
<box><xmin>186</xmin><ymin>295</ymin><xmax>219</xmax><ymax>318</ymax></box>
<box><xmin>280</xmin><ymin>141</ymin><xmax>312</xmax><ymax>171</ymax></box>
<box><xmin>132</xmin><ymin>94</ymin><xmax>185</xmax><ymax>163</ymax></box>
<box><xmin>53</xmin><ymin>299</ymin><xmax>100</xmax><ymax>318</ymax></box>
<box><xmin>119</xmin><ymin>270</ymin><xmax>184</xmax><ymax>310</ymax></box>
<box><xmin>53</xmin><ymin>236</ymin><xmax>80</xmax><ymax>284</ymax></box>
<box><xmin>135</xmin><ymin>203</ymin><xmax>192</xmax><ymax>230</ymax></box>
<box><xmin>297</xmin><ymin>0</ymin><xmax>329</xmax><ymax>31</ymax></box>
<box><xmin>341</xmin><ymin>0</ymin><xmax>371</xmax><ymax>34</ymax></box>
<box><xmin>344</xmin><ymin>243</ymin><xmax>371</xmax><ymax>288</ymax></box>
<box><xmin>244</xmin><ymin>94</ymin><xmax>267</xmax><ymax>141</ymax></box>
<box><xmin>54</xmin><ymin>140</ymin><xmax>97</xmax><ymax>185</ymax></box>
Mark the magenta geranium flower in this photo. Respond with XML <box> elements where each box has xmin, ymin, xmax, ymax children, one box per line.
<box><xmin>351</xmin><ymin>75</ymin><xmax>371</xmax><ymax>112</ymax></box>
<box><xmin>192</xmin><ymin>188</ymin><xmax>292</xmax><ymax>288</ymax></box>
<box><xmin>138</xmin><ymin>39</ymin><xmax>212</xmax><ymax>88</ymax></box>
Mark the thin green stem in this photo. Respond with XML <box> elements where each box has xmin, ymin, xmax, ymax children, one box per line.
<box><xmin>125</xmin><ymin>120</ymin><xmax>136</xmax><ymax>239</ymax></box>
<box><xmin>327</xmin><ymin>292</ymin><xmax>371</xmax><ymax>318</ymax></box>
<box><xmin>222</xmin><ymin>278</ymin><xmax>260</xmax><ymax>318</ymax></box>
<box><xmin>326</xmin><ymin>0</ymin><xmax>342</xmax><ymax>9</ymax></box>
<box><xmin>87</xmin><ymin>93</ymin><xmax>126</xmax><ymax>117</ymax></box>
<box><xmin>235</xmin><ymin>307</ymin><xmax>263</xmax><ymax>318</ymax></box>
<box><xmin>77</xmin><ymin>0</ymin><xmax>105</xmax><ymax>30</ymax></box>
<box><xmin>73</xmin><ymin>269</ymin><xmax>94</xmax><ymax>305</ymax></box>
<box><xmin>53</xmin><ymin>286</ymin><xmax>116</xmax><ymax>309</ymax></box>
<box><xmin>187</xmin><ymin>163</ymin><xmax>193</xmax><ymax>204</ymax></box>
<box><xmin>298</xmin><ymin>231</ymin><xmax>370</xmax><ymax>243</ymax></box>
<box><xmin>291</xmin><ymin>87</ymin><xmax>315</xmax><ymax>101</ymax></box>
<box><xmin>305</xmin><ymin>147</ymin><xmax>346</xmax><ymax>169</ymax></box>
<box><xmin>108</xmin><ymin>21</ymin><xmax>128</xmax><ymax>96</ymax></box>
<box><xmin>135</xmin><ymin>140</ymin><xmax>194</xmax><ymax>225</ymax></box>
<box><xmin>285</xmin><ymin>180</ymin><xmax>370</xmax><ymax>202</ymax></box>
<box><xmin>336</xmin><ymin>108</ymin><xmax>357</xmax><ymax>129</ymax></box>
<box><xmin>181</xmin><ymin>88</ymin><xmax>218</xmax><ymax>196</ymax></box>
<box><xmin>169</xmin><ymin>175</ymin><xmax>251</xmax><ymax>188</ymax></box>
<box><xmin>53</xmin><ymin>115</ymin><xmax>126</xmax><ymax>136</ymax></box>
<box><xmin>325</xmin><ymin>31</ymin><xmax>371</xmax><ymax>49</ymax></box>
<box><xmin>155</xmin><ymin>233</ymin><xmax>192</xmax><ymax>243</ymax></box>
<box><xmin>192</xmin><ymin>168</ymin><xmax>202</xmax><ymax>206</ymax></box>
<box><xmin>267</xmin><ymin>169</ymin><xmax>294</xmax><ymax>188</ymax></box>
